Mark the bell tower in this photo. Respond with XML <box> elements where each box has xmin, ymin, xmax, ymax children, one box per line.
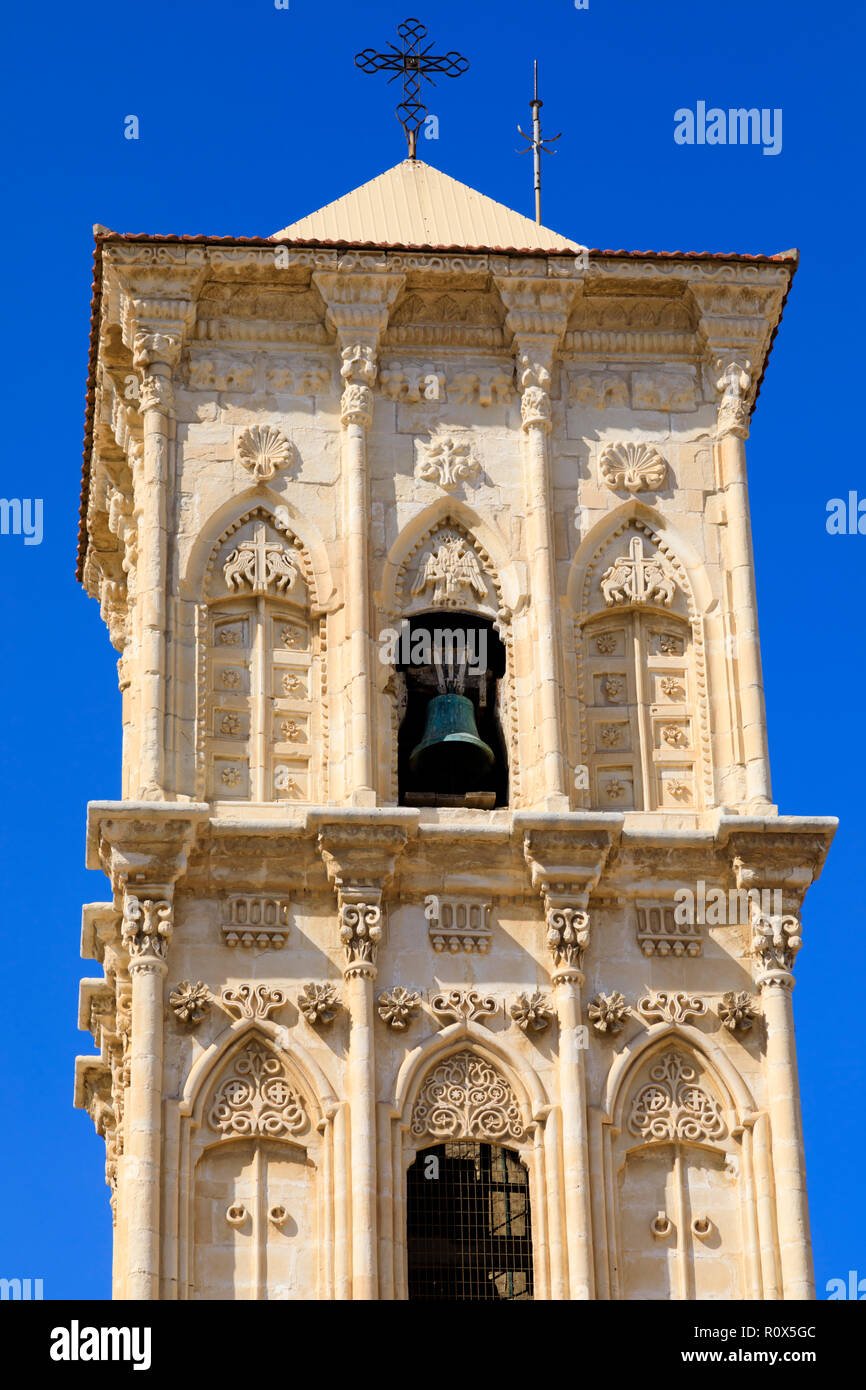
<box><xmin>75</xmin><ymin>156</ymin><xmax>834</xmax><ymax>1300</ymax></box>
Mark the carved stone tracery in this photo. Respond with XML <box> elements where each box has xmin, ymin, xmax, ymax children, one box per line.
<box><xmin>410</xmin><ymin>1051</ymin><xmax>524</xmax><ymax>1141</ymax></box>
<box><xmin>207</xmin><ymin>1039</ymin><xmax>307</xmax><ymax>1138</ymax></box>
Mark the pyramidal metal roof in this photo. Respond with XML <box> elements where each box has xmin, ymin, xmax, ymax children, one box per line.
<box><xmin>272</xmin><ymin>159</ymin><xmax>583</xmax><ymax>254</ymax></box>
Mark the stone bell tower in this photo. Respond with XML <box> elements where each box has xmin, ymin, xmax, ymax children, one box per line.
<box><xmin>75</xmin><ymin>157</ymin><xmax>834</xmax><ymax>1300</ymax></box>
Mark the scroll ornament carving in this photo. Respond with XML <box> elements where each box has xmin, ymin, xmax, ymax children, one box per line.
<box><xmin>410</xmin><ymin>1051</ymin><xmax>523</xmax><ymax>1141</ymax></box>
<box><xmin>377</xmin><ymin>986</ymin><xmax>422</xmax><ymax>1030</ymax></box>
<box><xmin>752</xmin><ymin>911</ymin><xmax>802</xmax><ymax>979</ymax></box>
<box><xmin>208</xmin><ymin>1039</ymin><xmax>306</xmax><ymax>1138</ymax></box>
<box><xmin>339</xmin><ymin>902</ymin><xmax>383</xmax><ymax>967</ymax></box>
<box><xmin>510</xmin><ymin>991</ymin><xmax>553</xmax><ymax>1033</ymax></box>
<box><xmin>416</xmin><ymin>435</ymin><xmax>480</xmax><ymax>491</ymax></box>
<box><xmin>122</xmin><ymin>895</ymin><xmax>172</xmax><ymax>961</ymax></box>
<box><xmin>601</xmin><ymin>536</ymin><xmax>676</xmax><ymax>607</ymax></box>
<box><xmin>719</xmin><ymin>990</ymin><xmax>758</xmax><ymax>1032</ymax></box>
<box><xmin>636</xmin><ymin>990</ymin><xmax>708</xmax><ymax>1026</ymax></box>
<box><xmin>411</xmin><ymin>536</ymin><xmax>487</xmax><ymax>607</ymax></box>
<box><xmin>431</xmin><ymin>989</ymin><xmax>497</xmax><ymax>1026</ymax></box>
<box><xmin>598</xmin><ymin>442</ymin><xmax>667</xmax><ymax>493</ymax></box>
<box><xmin>220</xmin><ymin>983</ymin><xmax>288</xmax><ymax>1021</ymax></box>
<box><xmin>587</xmin><ymin>990</ymin><xmax>629</xmax><ymax>1034</ymax></box>
<box><xmin>236</xmin><ymin>424</ymin><xmax>294</xmax><ymax>481</ymax></box>
<box><xmin>546</xmin><ymin>907</ymin><xmax>590</xmax><ymax>970</ymax></box>
<box><xmin>297</xmin><ymin>982</ymin><xmax>339</xmax><ymax>1025</ymax></box>
<box><xmin>628</xmin><ymin>1050</ymin><xmax>725</xmax><ymax>1143</ymax></box>
<box><xmin>169</xmin><ymin>980</ymin><xmax>211</xmax><ymax>1026</ymax></box>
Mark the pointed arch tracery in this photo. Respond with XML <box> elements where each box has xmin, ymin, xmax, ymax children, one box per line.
<box><xmin>569</xmin><ymin>508</ymin><xmax>714</xmax><ymax>811</ymax></box>
<box><xmin>194</xmin><ymin>504</ymin><xmax>327</xmax><ymax>804</ymax></box>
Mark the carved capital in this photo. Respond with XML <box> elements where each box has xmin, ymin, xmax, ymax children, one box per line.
<box><xmin>751</xmin><ymin>909</ymin><xmax>802</xmax><ymax>986</ymax></box>
<box><xmin>341</xmin><ymin>381</ymin><xmax>375</xmax><ymax>427</ymax></box>
<box><xmin>339</xmin><ymin>900</ymin><xmax>383</xmax><ymax>969</ymax></box>
<box><xmin>714</xmin><ymin>359</ymin><xmax>752</xmax><ymax>440</ymax></box>
<box><xmin>132</xmin><ymin>331</ymin><xmax>183</xmax><ymax>372</ymax></box>
<box><xmin>122</xmin><ymin>893</ymin><xmax>172</xmax><ymax>963</ymax></box>
<box><xmin>545</xmin><ymin>904</ymin><xmax>590</xmax><ymax>971</ymax></box>
<box><xmin>138</xmin><ymin>373</ymin><xmax>175</xmax><ymax>415</ymax></box>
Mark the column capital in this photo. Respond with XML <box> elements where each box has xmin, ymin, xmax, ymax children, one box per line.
<box><xmin>750</xmin><ymin>907</ymin><xmax>802</xmax><ymax>990</ymax></box>
<box><xmin>714</xmin><ymin>358</ymin><xmax>753</xmax><ymax>440</ymax></box>
<box><xmin>122</xmin><ymin>892</ymin><xmax>173</xmax><ymax>969</ymax></box>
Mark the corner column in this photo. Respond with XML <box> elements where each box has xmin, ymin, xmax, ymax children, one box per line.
<box><xmin>715</xmin><ymin>362</ymin><xmax>773</xmax><ymax>811</ymax></box>
<box><xmin>749</xmin><ymin>893</ymin><xmax>814</xmax><ymax>1298</ymax></box>
<box><xmin>122</xmin><ymin>891</ymin><xmax>173</xmax><ymax>1300</ymax></box>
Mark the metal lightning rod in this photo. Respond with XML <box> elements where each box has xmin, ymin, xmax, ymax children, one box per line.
<box><xmin>517</xmin><ymin>61</ymin><xmax>561</xmax><ymax>224</ymax></box>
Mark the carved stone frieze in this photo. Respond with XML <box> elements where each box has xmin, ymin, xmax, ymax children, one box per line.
<box><xmin>221</xmin><ymin>896</ymin><xmax>290</xmax><ymax>949</ymax></box>
<box><xmin>424</xmin><ymin>896</ymin><xmax>493</xmax><ymax>954</ymax></box>
<box><xmin>635</xmin><ymin>903</ymin><xmax>702</xmax><ymax>957</ymax></box>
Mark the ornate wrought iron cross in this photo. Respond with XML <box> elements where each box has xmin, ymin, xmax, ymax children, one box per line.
<box><xmin>355</xmin><ymin>18</ymin><xmax>469</xmax><ymax>159</ymax></box>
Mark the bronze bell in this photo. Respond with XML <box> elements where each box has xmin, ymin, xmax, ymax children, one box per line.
<box><xmin>409</xmin><ymin>693</ymin><xmax>495</xmax><ymax>785</ymax></box>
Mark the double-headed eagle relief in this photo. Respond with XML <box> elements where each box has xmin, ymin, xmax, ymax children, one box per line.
<box><xmin>411</xmin><ymin>534</ymin><xmax>488</xmax><ymax>608</ymax></box>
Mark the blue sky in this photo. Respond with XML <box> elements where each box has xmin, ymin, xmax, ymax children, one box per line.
<box><xmin>0</xmin><ymin>0</ymin><xmax>863</xmax><ymax>1298</ymax></box>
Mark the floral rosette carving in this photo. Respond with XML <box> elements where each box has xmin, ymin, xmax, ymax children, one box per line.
<box><xmin>169</xmin><ymin>980</ymin><xmax>211</xmax><ymax>1026</ymax></box>
<box><xmin>718</xmin><ymin>990</ymin><xmax>757</xmax><ymax>1032</ymax></box>
<box><xmin>297</xmin><ymin>982</ymin><xmax>339</xmax><ymax>1025</ymax></box>
<box><xmin>587</xmin><ymin>990</ymin><xmax>629</xmax><ymax>1034</ymax></box>
<box><xmin>377</xmin><ymin>986</ymin><xmax>421</xmax><ymax>1030</ymax></box>
<box><xmin>510</xmin><ymin>991</ymin><xmax>553</xmax><ymax>1033</ymax></box>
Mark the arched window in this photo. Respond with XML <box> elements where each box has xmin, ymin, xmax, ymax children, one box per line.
<box><xmin>200</xmin><ymin>510</ymin><xmax>321</xmax><ymax>803</ymax></box>
<box><xmin>576</xmin><ymin>524</ymin><xmax>707</xmax><ymax>811</ymax></box>
<box><xmin>407</xmin><ymin>1143</ymin><xmax>533</xmax><ymax>1301</ymax></box>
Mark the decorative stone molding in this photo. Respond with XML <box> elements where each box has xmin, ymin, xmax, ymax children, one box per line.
<box><xmin>719</xmin><ymin>990</ymin><xmax>758</xmax><ymax>1032</ymax></box>
<box><xmin>208</xmin><ymin>1039</ymin><xmax>306</xmax><ymax>1138</ymax></box>
<box><xmin>377</xmin><ymin>986</ymin><xmax>421</xmax><ymax>1030</ymax></box>
<box><xmin>632</xmin><ymin>370</ymin><xmax>697</xmax><ymax>412</ymax></box>
<box><xmin>235</xmin><ymin>424</ymin><xmax>295</xmax><ymax>481</ymax></box>
<box><xmin>220</xmin><ymin>983</ymin><xmax>288</xmax><ymax>1021</ymax></box>
<box><xmin>431</xmin><ymin>989</ymin><xmax>497</xmax><ymax>1026</ymax></box>
<box><xmin>121</xmin><ymin>894</ymin><xmax>172</xmax><ymax>962</ymax></box>
<box><xmin>297</xmin><ymin>982</ymin><xmax>339</xmax><ymax>1026</ymax></box>
<box><xmin>410</xmin><ymin>1050</ymin><xmax>523</xmax><ymax>1141</ymax></box>
<box><xmin>450</xmin><ymin>367</ymin><xmax>512</xmax><ymax>406</ymax></box>
<box><xmin>424</xmin><ymin>895</ymin><xmax>493</xmax><ymax>954</ymax></box>
<box><xmin>601</xmin><ymin>536</ymin><xmax>676</xmax><ymax>607</ymax></box>
<box><xmin>587</xmin><ymin>990</ymin><xmax>629</xmax><ymax>1034</ymax></box>
<box><xmin>415</xmin><ymin>434</ymin><xmax>480</xmax><ymax>491</ymax></box>
<box><xmin>635</xmin><ymin>903</ymin><xmax>702</xmax><ymax>957</ymax></box>
<box><xmin>221</xmin><ymin>896</ymin><xmax>290</xmax><ymax>949</ymax></box>
<box><xmin>169</xmin><ymin>980</ymin><xmax>211</xmax><ymax>1026</ymax></box>
<box><xmin>339</xmin><ymin>901</ymin><xmax>383</xmax><ymax>968</ymax></box>
<box><xmin>568</xmin><ymin>372</ymin><xmax>629</xmax><ymax>409</ymax></box>
<box><xmin>510</xmin><ymin>991</ymin><xmax>554</xmax><ymax>1033</ymax></box>
<box><xmin>545</xmin><ymin>906</ymin><xmax>589</xmax><ymax>971</ymax></box>
<box><xmin>598</xmin><ymin>442</ymin><xmax>667</xmax><ymax>493</ymax></box>
<box><xmin>636</xmin><ymin>990</ymin><xmax>708</xmax><ymax>1026</ymax></box>
<box><xmin>379</xmin><ymin>363</ymin><xmax>444</xmax><ymax>402</ymax></box>
<box><xmin>188</xmin><ymin>356</ymin><xmax>254</xmax><ymax>393</ymax></box>
<box><xmin>627</xmin><ymin>1050</ymin><xmax>725</xmax><ymax>1143</ymax></box>
<box><xmin>410</xmin><ymin>535</ymin><xmax>488</xmax><ymax>608</ymax></box>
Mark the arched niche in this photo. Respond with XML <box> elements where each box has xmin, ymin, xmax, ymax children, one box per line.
<box><xmin>567</xmin><ymin>506</ymin><xmax>715</xmax><ymax>812</ymax></box>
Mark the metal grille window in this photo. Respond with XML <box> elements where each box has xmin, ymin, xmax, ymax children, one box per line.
<box><xmin>407</xmin><ymin>1142</ymin><xmax>533</xmax><ymax>1300</ymax></box>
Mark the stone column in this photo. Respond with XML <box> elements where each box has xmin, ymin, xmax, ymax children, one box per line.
<box><xmin>316</xmin><ymin>817</ymin><xmax>410</xmax><ymax>1299</ymax></box>
<box><xmin>131</xmin><ymin>330</ymin><xmax>182</xmax><ymax>800</ymax></box>
<box><xmin>339</xmin><ymin>895</ymin><xmax>383</xmax><ymax>1300</ymax></box>
<box><xmin>313</xmin><ymin>271</ymin><xmax>404</xmax><ymax>806</ymax></box>
<box><xmin>494</xmin><ymin>274</ymin><xmax>577</xmax><ymax>810</ymax></box>
<box><xmin>545</xmin><ymin>899</ymin><xmax>594</xmax><ymax>1299</ymax></box>
<box><xmin>750</xmin><ymin>901</ymin><xmax>814</xmax><ymax>1299</ymax></box>
<box><xmin>715</xmin><ymin>361</ymin><xmax>773</xmax><ymax>811</ymax></box>
<box><xmin>121</xmin><ymin>890</ymin><xmax>173</xmax><ymax>1300</ymax></box>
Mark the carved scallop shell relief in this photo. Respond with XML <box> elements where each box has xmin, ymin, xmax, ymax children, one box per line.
<box><xmin>598</xmin><ymin>442</ymin><xmax>667</xmax><ymax>493</ymax></box>
<box><xmin>236</xmin><ymin>425</ymin><xmax>295</xmax><ymax>481</ymax></box>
